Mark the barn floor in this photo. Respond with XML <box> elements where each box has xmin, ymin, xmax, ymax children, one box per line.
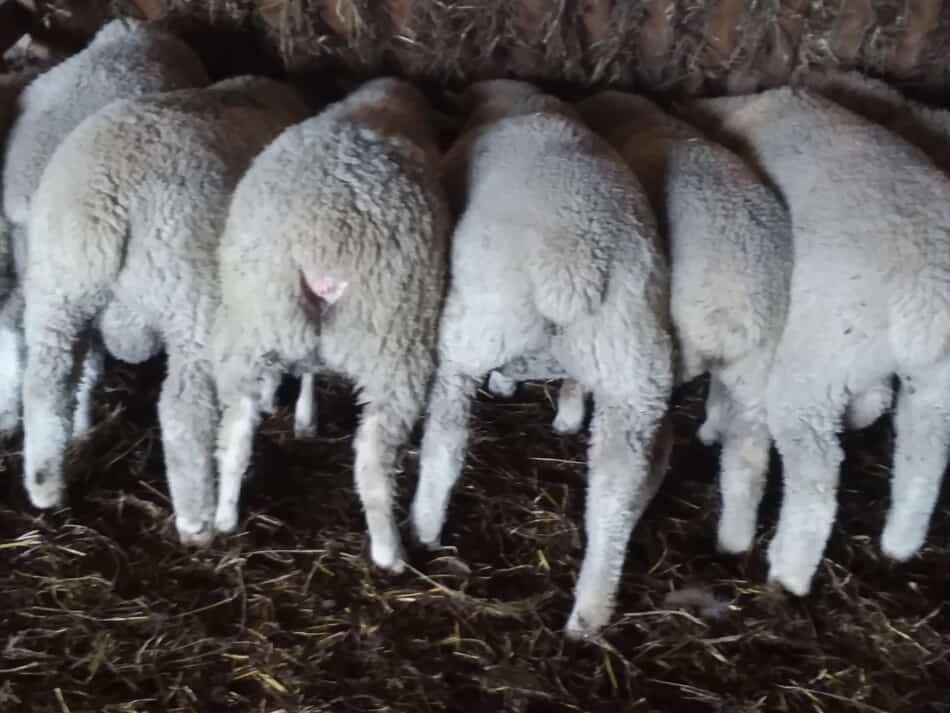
<box><xmin>0</xmin><ymin>356</ymin><xmax>948</xmax><ymax>713</ymax></box>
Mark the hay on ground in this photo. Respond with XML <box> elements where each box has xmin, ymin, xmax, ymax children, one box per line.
<box><xmin>1</xmin><ymin>356</ymin><xmax>948</xmax><ymax>712</ymax></box>
<box><xmin>14</xmin><ymin>0</ymin><xmax>950</xmax><ymax>96</ymax></box>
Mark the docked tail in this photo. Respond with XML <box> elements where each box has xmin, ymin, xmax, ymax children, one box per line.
<box><xmin>527</xmin><ymin>228</ymin><xmax>610</xmax><ymax>326</ymax></box>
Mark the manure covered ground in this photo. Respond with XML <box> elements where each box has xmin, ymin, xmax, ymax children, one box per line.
<box><xmin>1</xmin><ymin>357</ymin><xmax>948</xmax><ymax>712</ymax></box>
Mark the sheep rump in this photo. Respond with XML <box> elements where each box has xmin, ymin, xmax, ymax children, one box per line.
<box><xmin>21</xmin><ymin>76</ymin><xmax>310</xmax><ymax>544</ymax></box>
<box><xmin>0</xmin><ymin>17</ymin><xmax>209</xmax><ymax>437</ymax></box>
<box><xmin>211</xmin><ymin>77</ymin><xmax>450</xmax><ymax>570</ymax></box>
<box><xmin>685</xmin><ymin>86</ymin><xmax>950</xmax><ymax>596</ymax></box>
<box><xmin>408</xmin><ymin>80</ymin><xmax>674</xmax><ymax>639</ymax></box>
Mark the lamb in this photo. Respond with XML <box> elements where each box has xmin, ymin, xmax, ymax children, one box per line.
<box><xmin>528</xmin><ymin>90</ymin><xmax>792</xmax><ymax>555</ymax></box>
<box><xmin>490</xmin><ymin>88</ymin><xmax>894</xmax><ymax>434</ymax></box>
<box><xmin>211</xmin><ymin>77</ymin><xmax>451</xmax><ymax>569</ymax></box>
<box><xmin>21</xmin><ymin>76</ymin><xmax>311</xmax><ymax>545</ymax></box>
<box><xmin>684</xmin><ymin>86</ymin><xmax>950</xmax><ymax>596</ymax></box>
<box><xmin>0</xmin><ymin>72</ymin><xmax>33</xmax><ymax>401</ymax></box>
<box><xmin>0</xmin><ymin>17</ymin><xmax>209</xmax><ymax>435</ymax></box>
<box><xmin>408</xmin><ymin>79</ymin><xmax>674</xmax><ymax>639</ymax></box>
<box><xmin>803</xmin><ymin>69</ymin><xmax>950</xmax><ymax>176</ymax></box>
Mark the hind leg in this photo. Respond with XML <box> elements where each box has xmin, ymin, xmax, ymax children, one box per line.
<box><xmin>411</xmin><ymin>365</ymin><xmax>478</xmax><ymax>547</ymax></box>
<box><xmin>845</xmin><ymin>379</ymin><xmax>894</xmax><ymax>431</ymax></box>
<box><xmin>713</xmin><ymin>358</ymin><xmax>772</xmax><ymax>555</ymax></box>
<box><xmin>880</xmin><ymin>364</ymin><xmax>950</xmax><ymax>560</ymax></box>
<box><xmin>0</xmin><ymin>321</ymin><xmax>23</xmax><ymax>434</ymax></box>
<box><xmin>353</xmin><ymin>364</ymin><xmax>428</xmax><ymax>573</ymax></box>
<box><xmin>160</xmin><ymin>348</ymin><xmax>218</xmax><ymax>546</ymax></box>
<box><xmin>213</xmin><ymin>338</ymin><xmax>271</xmax><ymax>535</ymax></box>
<box><xmin>0</xmin><ymin>287</ymin><xmax>25</xmax><ymax>434</ymax></box>
<box><xmin>294</xmin><ymin>373</ymin><xmax>317</xmax><ymax>438</ymax></box>
<box><xmin>72</xmin><ymin>342</ymin><xmax>104</xmax><ymax>438</ymax></box>
<box><xmin>565</xmin><ymin>398</ymin><xmax>671</xmax><ymax>639</ymax></box>
<box><xmin>214</xmin><ymin>389</ymin><xmax>263</xmax><ymax>535</ymax></box>
<box><xmin>22</xmin><ymin>291</ymin><xmax>103</xmax><ymax>508</ymax></box>
<box><xmin>414</xmin><ymin>305</ymin><xmax>548</xmax><ymax>547</ymax></box>
<box><xmin>766</xmin><ymin>368</ymin><xmax>846</xmax><ymax>596</ymax></box>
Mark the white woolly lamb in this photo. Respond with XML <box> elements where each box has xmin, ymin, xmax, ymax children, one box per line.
<box><xmin>685</xmin><ymin>86</ymin><xmax>950</xmax><ymax>596</ymax></box>
<box><xmin>563</xmin><ymin>90</ymin><xmax>794</xmax><ymax>555</ymax></box>
<box><xmin>803</xmin><ymin>69</ymin><xmax>950</xmax><ymax>177</ymax></box>
<box><xmin>0</xmin><ymin>17</ymin><xmax>209</xmax><ymax>435</ymax></box>
<box><xmin>211</xmin><ymin>77</ymin><xmax>450</xmax><ymax>569</ymax></box>
<box><xmin>408</xmin><ymin>80</ymin><xmax>674</xmax><ymax>639</ymax></box>
<box><xmin>0</xmin><ymin>72</ymin><xmax>32</xmax><ymax>394</ymax></box>
<box><xmin>21</xmin><ymin>76</ymin><xmax>310</xmax><ymax>544</ymax></box>
<box><xmin>491</xmin><ymin>89</ymin><xmax>893</xmax><ymax>439</ymax></box>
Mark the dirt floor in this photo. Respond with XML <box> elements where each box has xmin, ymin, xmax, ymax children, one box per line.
<box><xmin>0</xmin><ymin>355</ymin><xmax>948</xmax><ymax>713</ymax></box>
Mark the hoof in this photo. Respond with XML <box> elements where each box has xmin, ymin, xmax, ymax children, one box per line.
<box><xmin>716</xmin><ymin>522</ymin><xmax>755</xmax><ymax>556</ymax></box>
<box><xmin>294</xmin><ymin>422</ymin><xmax>317</xmax><ymax>439</ymax></box>
<box><xmin>765</xmin><ymin>560</ymin><xmax>813</xmax><ymax>597</ymax></box>
<box><xmin>880</xmin><ymin>525</ymin><xmax>924</xmax><ymax>563</ymax></box>
<box><xmin>410</xmin><ymin>504</ymin><xmax>445</xmax><ymax>550</ymax></box>
<box><xmin>765</xmin><ymin>530</ymin><xmax>816</xmax><ymax>597</ymax></box>
<box><xmin>178</xmin><ymin>519</ymin><xmax>215</xmax><ymax>547</ymax></box>
<box><xmin>411</xmin><ymin>525</ymin><xmax>443</xmax><ymax>551</ymax></box>
<box><xmin>213</xmin><ymin>509</ymin><xmax>239</xmax><ymax>536</ymax></box>
<box><xmin>564</xmin><ymin>606</ymin><xmax>610</xmax><ymax>641</ymax></box>
<box><xmin>26</xmin><ymin>468</ymin><xmax>66</xmax><ymax>510</ymax></box>
<box><xmin>372</xmin><ymin>542</ymin><xmax>407</xmax><ymax>574</ymax></box>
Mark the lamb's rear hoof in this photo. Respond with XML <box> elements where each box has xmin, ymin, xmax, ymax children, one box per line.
<box><xmin>410</xmin><ymin>505</ymin><xmax>446</xmax><ymax>550</ymax></box>
<box><xmin>564</xmin><ymin>607</ymin><xmax>609</xmax><ymax>642</ymax></box>
<box><xmin>765</xmin><ymin>535</ymin><xmax>816</xmax><ymax>597</ymax></box>
<box><xmin>410</xmin><ymin>522</ymin><xmax>444</xmax><ymax>552</ymax></box>
<box><xmin>417</xmin><ymin>537</ymin><xmax>443</xmax><ymax>553</ymax></box>
<box><xmin>372</xmin><ymin>542</ymin><xmax>407</xmax><ymax>574</ymax></box>
<box><xmin>214</xmin><ymin>509</ymin><xmax>239</xmax><ymax>536</ymax></box>
<box><xmin>178</xmin><ymin>519</ymin><xmax>215</xmax><ymax>547</ymax></box>
<box><xmin>766</xmin><ymin>564</ymin><xmax>813</xmax><ymax>597</ymax></box>
<box><xmin>716</xmin><ymin>523</ymin><xmax>754</xmax><ymax>556</ymax></box>
<box><xmin>294</xmin><ymin>423</ymin><xmax>317</xmax><ymax>439</ymax></box>
<box><xmin>880</xmin><ymin>525</ymin><xmax>925</xmax><ymax>562</ymax></box>
<box><xmin>26</xmin><ymin>468</ymin><xmax>66</xmax><ymax>510</ymax></box>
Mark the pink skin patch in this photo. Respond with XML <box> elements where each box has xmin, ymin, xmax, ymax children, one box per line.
<box><xmin>308</xmin><ymin>275</ymin><xmax>348</xmax><ymax>304</ymax></box>
<box><xmin>300</xmin><ymin>271</ymin><xmax>349</xmax><ymax>320</ymax></box>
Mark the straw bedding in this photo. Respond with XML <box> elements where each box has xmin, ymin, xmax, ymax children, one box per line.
<box><xmin>15</xmin><ymin>0</ymin><xmax>950</xmax><ymax>95</ymax></box>
<box><xmin>1</xmin><ymin>358</ymin><xmax>947</xmax><ymax>712</ymax></box>
<box><xmin>2</xmin><ymin>3</ymin><xmax>950</xmax><ymax>711</ymax></box>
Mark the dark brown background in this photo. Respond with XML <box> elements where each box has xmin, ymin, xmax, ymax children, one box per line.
<box><xmin>7</xmin><ymin>0</ymin><xmax>950</xmax><ymax>98</ymax></box>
